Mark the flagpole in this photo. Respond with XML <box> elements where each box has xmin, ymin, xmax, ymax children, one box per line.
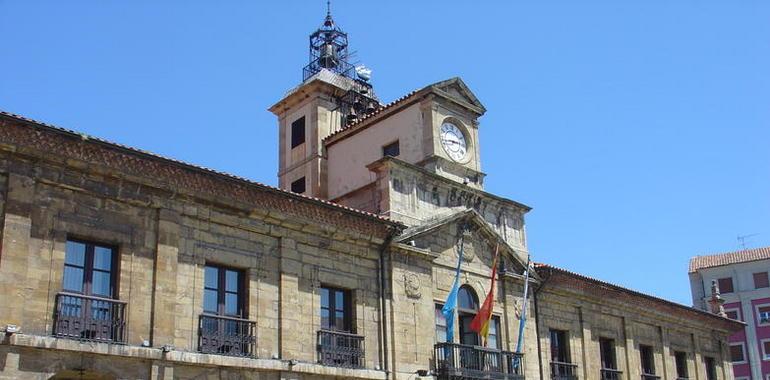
<box><xmin>515</xmin><ymin>254</ymin><xmax>531</xmax><ymax>354</ymax></box>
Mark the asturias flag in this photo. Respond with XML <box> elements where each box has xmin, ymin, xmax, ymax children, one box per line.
<box><xmin>441</xmin><ymin>235</ymin><xmax>465</xmax><ymax>343</ymax></box>
<box><xmin>470</xmin><ymin>245</ymin><xmax>499</xmax><ymax>346</ymax></box>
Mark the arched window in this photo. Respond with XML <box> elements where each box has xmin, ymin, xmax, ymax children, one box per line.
<box><xmin>458</xmin><ymin>285</ymin><xmax>479</xmax><ymax>311</ymax></box>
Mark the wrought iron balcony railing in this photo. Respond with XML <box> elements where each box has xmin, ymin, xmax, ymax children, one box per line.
<box><xmin>642</xmin><ymin>374</ymin><xmax>661</xmax><ymax>380</ymax></box>
<box><xmin>601</xmin><ymin>368</ymin><xmax>623</xmax><ymax>380</ymax></box>
<box><xmin>198</xmin><ymin>314</ymin><xmax>256</xmax><ymax>357</ymax></box>
<box><xmin>433</xmin><ymin>342</ymin><xmax>525</xmax><ymax>380</ymax></box>
<box><xmin>551</xmin><ymin>361</ymin><xmax>578</xmax><ymax>380</ymax></box>
<box><xmin>317</xmin><ymin>329</ymin><xmax>365</xmax><ymax>368</ymax></box>
<box><xmin>53</xmin><ymin>292</ymin><xmax>126</xmax><ymax>343</ymax></box>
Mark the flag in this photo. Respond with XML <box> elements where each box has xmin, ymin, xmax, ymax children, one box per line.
<box><xmin>515</xmin><ymin>255</ymin><xmax>531</xmax><ymax>354</ymax></box>
<box><xmin>441</xmin><ymin>235</ymin><xmax>465</xmax><ymax>343</ymax></box>
<box><xmin>470</xmin><ymin>244</ymin><xmax>499</xmax><ymax>346</ymax></box>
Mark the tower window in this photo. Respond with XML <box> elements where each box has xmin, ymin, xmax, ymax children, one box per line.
<box><xmin>291</xmin><ymin>177</ymin><xmax>306</xmax><ymax>194</ymax></box>
<box><xmin>291</xmin><ymin>116</ymin><xmax>306</xmax><ymax>148</ymax></box>
<box><xmin>382</xmin><ymin>140</ymin><xmax>400</xmax><ymax>157</ymax></box>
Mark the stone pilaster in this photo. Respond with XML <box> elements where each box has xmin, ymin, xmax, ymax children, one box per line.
<box><xmin>279</xmin><ymin>237</ymin><xmax>303</xmax><ymax>361</ymax></box>
<box><xmin>151</xmin><ymin>208</ymin><xmax>180</xmax><ymax>347</ymax></box>
<box><xmin>0</xmin><ymin>173</ymin><xmax>33</xmax><ymax>328</ymax></box>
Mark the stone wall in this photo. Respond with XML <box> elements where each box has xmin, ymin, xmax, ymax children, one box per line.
<box><xmin>536</xmin><ymin>268</ymin><xmax>736</xmax><ymax>380</ymax></box>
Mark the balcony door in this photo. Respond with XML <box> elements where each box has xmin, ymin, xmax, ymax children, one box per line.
<box><xmin>458</xmin><ymin>285</ymin><xmax>480</xmax><ymax>346</ymax></box>
<box><xmin>56</xmin><ymin>239</ymin><xmax>121</xmax><ymax>342</ymax></box>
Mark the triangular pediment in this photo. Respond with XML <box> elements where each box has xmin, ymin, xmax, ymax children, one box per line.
<box><xmin>427</xmin><ymin>77</ymin><xmax>486</xmax><ymax>115</ymax></box>
<box><xmin>395</xmin><ymin>209</ymin><xmax>534</xmax><ymax>279</ymax></box>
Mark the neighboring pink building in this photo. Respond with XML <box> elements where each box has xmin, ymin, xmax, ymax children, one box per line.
<box><xmin>690</xmin><ymin>247</ymin><xmax>770</xmax><ymax>380</ymax></box>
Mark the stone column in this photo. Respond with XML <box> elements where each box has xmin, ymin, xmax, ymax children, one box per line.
<box><xmin>660</xmin><ymin>326</ymin><xmax>672</xmax><ymax>380</ymax></box>
<box><xmin>150</xmin><ymin>208</ymin><xmax>180</xmax><ymax>347</ymax></box>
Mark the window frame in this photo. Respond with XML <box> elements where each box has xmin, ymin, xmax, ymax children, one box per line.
<box><xmin>599</xmin><ymin>337</ymin><xmax>618</xmax><ymax>370</ymax></box>
<box><xmin>435</xmin><ymin>303</ymin><xmax>447</xmax><ymax>343</ymax></box>
<box><xmin>724</xmin><ymin>306</ymin><xmax>741</xmax><ymax>321</ymax></box>
<box><xmin>730</xmin><ymin>342</ymin><xmax>747</xmax><ymax>364</ymax></box>
<box><xmin>486</xmin><ymin>315</ymin><xmax>502</xmax><ymax>350</ymax></box>
<box><xmin>755</xmin><ymin>272</ymin><xmax>770</xmax><ymax>289</ymax></box>
<box><xmin>639</xmin><ymin>344</ymin><xmax>656</xmax><ymax>376</ymax></box>
<box><xmin>756</xmin><ymin>303</ymin><xmax>770</xmax><ymax>326</ymax></box>
<box><xmin>674</xmin><ymin>351</ymin><xmax>688</xmax><ymax>379</ymax></box>
<box><xmin>761</xmin><ymin>338</ymin><xmax>770</xmax><ymax>361</ymax></box>
<box><xmin>63</xmin><ymin>238</ymin><xmax>119</xmax><ymax>299</ymax></box>
<box><xmin>290</xmin><ymin>116</ymin><xmax>306</xmax><ymax>148</ymax></box>
<box><xmin>290</xmin><ymin>177</ymin><xmax>306</xmax><ymax>194</ymax></box>
<box><xmin>320</xmin><ymin>286</ymin><xmax>353</xmax><ymax>332</ymax></box>
<box><xmin>203</xmin><ymin>264</ymin><xmax>246</xmax><ymax>318</ymax></box>
<box><xmin>549</xmin><ymin>329</ymin><xmax>571</xmax><ymax>364</ymax></box>
<box><xmin>382</xmin><ymin>140</ymin><xmax>400</xmax><ymax>157</ymax></box>
<box><xmin>717</xmin><ymin>277</ymin><xmax>734</xmax><ymax>293</ymax></box>
<box><xmin>703</xmin><ymin>356</ymin><xmax>717</xmax><ymax>380</ymax></box>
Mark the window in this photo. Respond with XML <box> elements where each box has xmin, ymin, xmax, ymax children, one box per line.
<box><xmin>291</xmin><ymin>116</ymin><xmax>305</xmax><ymax>148</ymax></box>
<box><xmin>435</xmin><ymin>304</ymin><xmax>447</xmax><ymax>343</ymax></box>
<box><xmin>458</xmin><ymin>285</ymin><xmax>479</xmax><ymax>346</ymax></box>
<box><xmin>63</xmin><ymin>239</ymin><xmax>117</xmax><ymax>298</ymax></box>
<box><xmin>762</xmin><ymin>339</ymin><xmax>770</xmax><ymax>360</ymax></box>
<box><xmin>718</xmin><ymin>277</ymin><xmax>734</xmax><ymax>293</ymax></box>
<box><xmin>487</xmin><ymin>316</ymin><xmax>501</xmax><ymax>350</ymax></box>
<box><xmin>203</xmin><ymin>265</ymin><xmax>245</xmax><ymax>317</ymax></box>
<box><xmin>704</xmin><ymin>356</ymin><xmax>716</xmax><ymax>380</ymax></box>
<box><xmin>639</xmin><ymin>345</ymin><xmax>655</xmax><ymax>375</ymax></box>
<box><xmin>675</xmin><ymin>351</ymin><xmax>688</xmax><ymax>379</ymax></box>
<box><xmin>755</xmin><ymin>272</ymin><xmax>770</xmax><ymax>289</ymax></box>
<box><xmin>599</xmin><ymin>338</ymin><xmax>617</xmax><ymax>370</ymax></box>
<box><xmin>320</xmin><ymin>286</ymin><xmax>352</xmax><ymax>332</ymax></box>
<box><xmin>725</xmin><ymin>308</ymin><xmax>740</xmax><ymax>321</ymax></box>
<box><xmin>382</xmin><ymin>140</ymin><xmax>400</xmax><ymax>157</ymax></box>
<box><xmin>291</xmin><ymin>177</ymin><xmax>306</xmax><ymax>194</ymax></box>
<box><xmin>550</xmin><ymin>329</ymin><xmax>570</xmax><ymax>363</ymax></box>
<box><xmin>730</xmin><ymin>343</ymin><xmax>746</xmax><ymax>363</ymax></box>
<box><xmin>758</xmin><ymin>305</ymin><xmax>770</xmax><ymax>325</ymax></box>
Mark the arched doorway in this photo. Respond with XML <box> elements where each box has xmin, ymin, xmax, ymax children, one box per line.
<box><xmin>458</xmin><ymin>285</ymin><xmax>479</xmax><ymax>346</ymax></box>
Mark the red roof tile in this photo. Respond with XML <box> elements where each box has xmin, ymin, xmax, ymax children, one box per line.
<box><xmin>689</xmin><ymin>246</ymin><xmax>770</xmax><ymax>273</ymax></box>
<box><xmin>534</xmin><ymin>263</ymin><xmax>744</xmax><ymax>330</ymax></box>
<box><xmin>0</xmin><ymin>110</ymin><xmax>404</xmax><ymax>231</ymax></box>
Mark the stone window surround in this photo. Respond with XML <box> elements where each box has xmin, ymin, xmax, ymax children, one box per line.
<box><xmin>729</xmin><ymin>341</ymin><xmax>748</xmax><ymax>365</ymax></box>
<box><xmin>724</xmin><ymin>306</ymin><xmax>742</xmax><ymax>321</ymax></box>
<box><xmin>754</xmin><ymin>302</ymin><xmax>770</xmax><ymax>326</ymax></box>
<box><xmin>760</xmin><ymin>338</ymin><xmax>770</xmax><ymax>361</ymax></box>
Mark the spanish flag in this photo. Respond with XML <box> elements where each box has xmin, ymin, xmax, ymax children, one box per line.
<box><xmin>470</xmin><ymin>244</ymin><xmax>499</xmax><ymax>346</ymax></box>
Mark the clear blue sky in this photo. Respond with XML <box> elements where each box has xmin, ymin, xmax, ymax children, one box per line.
<box><xmin>2</xmin><ymin>1</ymin><xmax>768</xmax><ymax>305</ymax></box>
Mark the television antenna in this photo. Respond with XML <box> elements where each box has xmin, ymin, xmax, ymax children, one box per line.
<box><xmin>737</xmin><ymin>233</ymin><xmax>759</xmax><ymax>250</ymax></box>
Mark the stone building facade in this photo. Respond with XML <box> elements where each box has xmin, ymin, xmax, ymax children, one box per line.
<box><xmin>0</xmin><ymin>9</ymin><xmax>742</xmax><ymax>380</ymax></box>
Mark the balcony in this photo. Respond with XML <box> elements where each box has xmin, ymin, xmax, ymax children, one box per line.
<box><xmin>53</xmin><ymin>292</ymin><xmax>126</xmax><ymax>343</ymax></box>
<box><xmin>198</xmin><ymin>314</ymin><xmax>256</xmax><ymax>357</ymax></box>
<box><xmin>642</xmin><ymin>375</ymin><xmax>661</xmax><ymax>380</ymax></box>
<box><xmin>551</xmin><ymin>361</ymin><xmax>578</xmax><ymax>380</ymax></box>
<box><xmin>317</xmin><ymin>329</ymin><xmax>365</xmax><ymax>368</ymax></box>
<box><xmin>601</xmin><ymin>368</ymin><xmax>623</xmax><ymax>380</ymax></box>
<box><xmin>432</xmin><ymin>342</ymin><xmax>525</xmax><ymax>380</ymax></box>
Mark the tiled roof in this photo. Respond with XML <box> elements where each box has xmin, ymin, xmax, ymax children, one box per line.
<box><xmin>689</xmin><ymin>246</ymin><xmax>770</xmax><ymax>273</ymax></box>
<box><xmin>0</xmin><ymin>110</ymin><xmax>404</xmax><ymax>231</ymax></box>
<box><xmin>322</xmin><ymin>89</ymin><xmax>420</xmax><ymax>144</ymax></box>
<box><xmin>534</xmin><ymin>262</ymin><xmax>743</xmax><ymax>329</ymax></box>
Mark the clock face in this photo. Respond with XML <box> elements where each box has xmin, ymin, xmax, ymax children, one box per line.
<box><xmin>440</xmin><ymin>122</ymin><xmax>467</xmax><ymax>161</ymax></box>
